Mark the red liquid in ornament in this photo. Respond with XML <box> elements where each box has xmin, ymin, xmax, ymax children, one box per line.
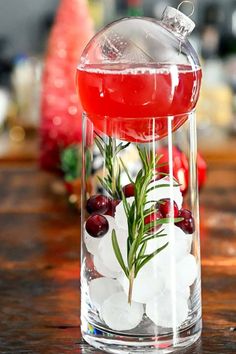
<box><xmin>77</xmin><ymin>64</ymin><xmax>202</xmax><ymax>142</ymax></box>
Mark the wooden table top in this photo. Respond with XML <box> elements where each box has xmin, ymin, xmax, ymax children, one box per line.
<box><xmin>0</xmin><ymin>163</ymin><xmax>236</xmax><ymax>353</ymax></box>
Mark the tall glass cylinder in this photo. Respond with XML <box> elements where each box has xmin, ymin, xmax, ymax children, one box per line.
<box><xmin>77</xmin><ymin>7</ymin><xmax>202</xmax><ymax>353</ymax></box>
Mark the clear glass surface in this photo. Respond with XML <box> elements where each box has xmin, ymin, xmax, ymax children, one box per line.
<box><xmin>80</xmin><ymin>111</ymin><xmax>201</xmax><ymax>353</ymax></box>
<box><xmin>78</xmin><ymin>12</ymin><xmax>202</xmax><ymax>353</ymax></box>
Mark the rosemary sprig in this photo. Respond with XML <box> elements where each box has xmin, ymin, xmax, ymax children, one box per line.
<box><xmin>95</xmin><ymin>134</ymin><xmax>129</xmax><ymax>199</ymax></box>
<box><xmin>111</xmin><ymin>146</ymin><xmax>171</xmax><ymax>302</ymax></box>
<box><xmin>95</xmin><ymin>135</ymin><xmax>182</xmax><ymax>303</ymax></box>
<box><xmin>112</xmin><ymin>146</ymin><xmax>183</xmax><ymax>303</ymax></box>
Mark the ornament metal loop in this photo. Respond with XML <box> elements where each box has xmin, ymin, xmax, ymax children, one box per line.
<box><xmin>177</xmin><ymin>1</ymin><xmax>194</xmax><ymax>18</ymax></box>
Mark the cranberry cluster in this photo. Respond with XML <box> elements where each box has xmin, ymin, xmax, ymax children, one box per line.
<box><xmin>85</xmin><ymin>195</ymin><xmax>120</xmax><ymax>237</ymax></box>
<box><xmin>144</xmin><ymin>198</ymin><xmax>195</xmax><ymax>235</ymax></box>
<box><xmin>85</xmin><ymin>183</ymin><xmax>195</xmax><ymax>238</ymax></box>
<box><xmin>122</xmin><ymin>183</ymin><xmax>195</xmax><ymax>235</ymax></box>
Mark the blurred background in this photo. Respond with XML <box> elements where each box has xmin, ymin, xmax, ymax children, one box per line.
<box><xmin>0</xmin><ymin>0</ymin><xmax>236</xmax><ymax>199</ymax></box>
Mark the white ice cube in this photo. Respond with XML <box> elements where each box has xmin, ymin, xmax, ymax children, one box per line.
<box><xmin>118</xmin><ymin>264</ymin><xmax>164</xmax><ymax>303</ymax></box>
<box><xmin>89</xmin><ymin>277</ymin><xmax>122</xmax><ymax>312</ymax></box>
<box><xmin>146</xmin><ymin>177</ymin><xmax>183</xmax><ymax>209</ymax></box>
<box><xmin>98</xmin><ymin>227</ymin><xmax>128</xmax><ymax>273</ymax></box>
<box><xmin>186</xmin><ymin>234</ymin><xmax>193</xmax><ymax>253</ymax></box>
<box><xmin>177</xmin><ymin>254</ymin><xmax>198</xmax><ymax>287</ymax></box>
<box><xmin>84</xmin><ymin>230</ymin><xmax>101</xmax><ymax>255</ymax></box>
<box><xmin>101</xmin><ymin>292</ymin><xmax>144</xmax><ymax>331</ymax></box>
<box><xmin>84</xmin><ymin>216</ymin><xmax>116</xmax><ymax>256</ymax></box>
<box><xmin>146</xmin><ymin>290</ymin><xmax>189</xmax><ymax>328</ymax></box>
<box><xmin>115</xmin><ymin>197</ymin><xmax>134</xmax><ymax>230</ymax></box>
<box><xmin>93</xmin><ymin>254</ymin><xmax>122</xmax><ymax>278</ymax></box>
<box><xmin>178</xmin><ymin>285</ymin><xmax>190</xmax><ymax>300</ymax></box>
<box><xmin>145</xmin><ymin>224</ymin><xmax>189</xmax><ymax>269</ymax></box>
<box><xmin>162</xmin><ymin>268</ymin><xmax>191</xmax><ymax>300</ymax></box>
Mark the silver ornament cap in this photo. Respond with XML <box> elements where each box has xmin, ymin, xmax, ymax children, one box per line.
<box><xmin>162</xmin><ymin>6</ymin><xmax>195</xmax><ymax>38</ymax></box>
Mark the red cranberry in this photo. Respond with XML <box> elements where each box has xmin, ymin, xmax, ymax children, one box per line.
<box><xmin>122</xmin><ymin>183</ymin><xmax>135</xmax><ymax>197</ymax></box>
<box><xmin>175</xmin><ymin>209</ymin><xmax>195</xmax><ymax>234</ymax></box>
<box><xmin>106</xmin><ymin>199</ymin><xmax>120</xmax><ymax>216</ymax></box>
<box><xmin>85</xmin><ymin>214</ymin><xmax>109</xmax><ymax>237</ymax></box>
<box><xmin>144</xmin><ymin>210</ymin><xmax>163</xmax><ymax>232</ymax></box>
<box><xmin>86</xmin><ymin>195</ymin><xmax>111</xmax><ymax>214</ymax></box>
<box><xmin>158</xmin><ymin>198</ymin><xmax>179</xmax><ymax>218</ymax></box>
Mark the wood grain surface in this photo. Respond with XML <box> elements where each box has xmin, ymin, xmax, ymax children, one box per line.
<box><xmin>0</xmin><ymin>164</ymin><xmax>235</xmax><ymax>353</ymax></box>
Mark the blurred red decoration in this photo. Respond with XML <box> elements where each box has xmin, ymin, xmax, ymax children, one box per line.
<box><xmin>40</xmin><ymin>0</ymin><xmax>94</xmax><ymax>171</ymax></box>
<box><xmin>197</xmin><ymin>152</ymin><xmax>207</xmax><ymax>190</ymax></box>
<box><xmin>157</xmin><ymin>146</ymin><xmax>207</xmax><ymax>193</ymax></box>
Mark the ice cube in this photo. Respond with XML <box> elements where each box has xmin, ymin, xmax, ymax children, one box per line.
<box><xmin>166</xmin><ymin>225</ymin><xmax>190</xmax><ymax>262</ymax></box>
<box><xmin>145</xmin><ymin>224</ymin><xmax>189</xmax><ymax>269</ymax></box>
<box><xmin>114</xmin><ymin>197</ymin><xmax>134</xmax><ymax>230</ymax></box>
<box><xmin>177</xmin><ymin>285</ymin><xmax>190</xmax><ymax>300</ymax></box>
<box><xmin>146</xmin><ymin>177</ymin><xmax>183</xmax><ymax>209</ymax></box>
<box><xmin>145</xmin><ymin>224</ymin><xmax>170</xmax><ymax>254</ymax></box>
<box><xmin>84</xmin><ymin>216</ymin><xmax>116</xmax><ymax>256</ymax></box>
<box><xmin>84</xmin><ymin>230</ymin><xmax>101</xmax><ymax>255</ymax></box>
<box><xmin>146</xmin><ymin>290</ymin><xmax>189</xmax><ymax>328</ymax></box>
<box><xmin>98</xmin><ymin>227</ymin><xmax>128</xmax><ymax>273</ymax></box>
<box><xmin>173</xmin><ymin>283</ymin><xmax>190</xmax><ymax>300</ymax></box>
<box><xmin>186</xmin><ymin>234</ymin><xmax>193</xmax><ymax>253</ymax></box>
<box><xmin>177</xmin><ymin>254</ymin><xmax>198</xmax><ymax>287</ymax></box>
<box><xmin>101</xmin><ymin>292</ymin><xmax>144</xmax><ymax>331</ymax></box>
<box><xmin>118</xmin><ymin>264</ymin><xmax>164</xmax><ymax>303</ymax></box>
<box><xmin>93</xmin><ymin>254</ymin><xmax>122</xmax><ymax>278</ymax></box>
<box><xmin>89</xmin><ymin>277</ymin><xmax>122</xmax><ymax>313</ymax></box>
<box><xmin>162</xmin><ymin>268</ymin><xmax>191</xmax><ymax>300</ymax></box>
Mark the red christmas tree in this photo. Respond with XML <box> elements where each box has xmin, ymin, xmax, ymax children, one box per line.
<box><xmin>40</xmin><ymin>0</ymin><xmax>94</xmax><ymax>171</ymax></box>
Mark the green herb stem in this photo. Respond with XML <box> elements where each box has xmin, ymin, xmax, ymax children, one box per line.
<box><xmin>95</xmin><ymin>136</ymin><xmax>180</xmax><ymax>303</ymax></box>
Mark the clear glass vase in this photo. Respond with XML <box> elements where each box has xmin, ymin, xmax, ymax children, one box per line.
<box><xmin>80</xmin><ymin>110</ymin><xmax>201</xmax><ymax>353</ymax></box>
<box><xmin>77</xmin><ymin>6</ymin><xmax>202</xmax><ymax>353</ymax></box>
